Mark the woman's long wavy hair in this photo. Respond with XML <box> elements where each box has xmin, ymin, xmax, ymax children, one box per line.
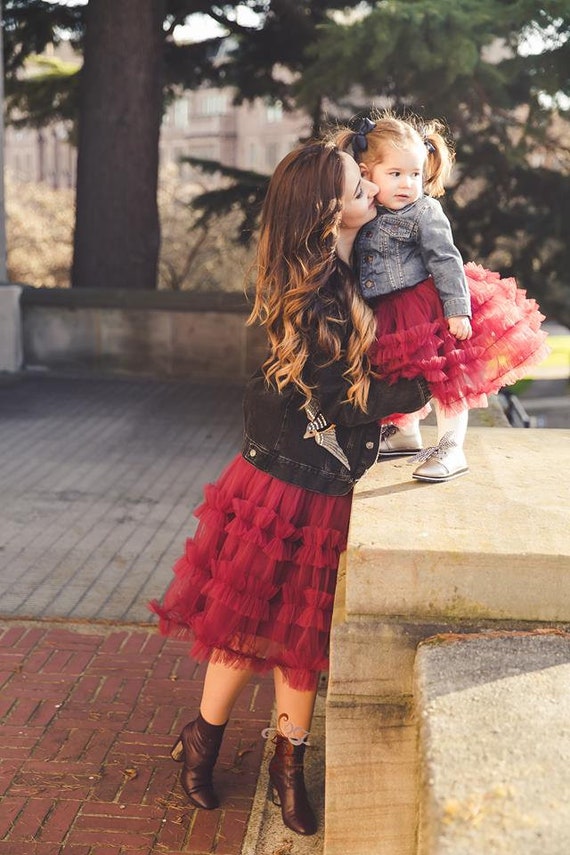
<box><xmin>247</xmin><ymin>141</ymin><xmax>377</xmax><ymax>412</ymax></box>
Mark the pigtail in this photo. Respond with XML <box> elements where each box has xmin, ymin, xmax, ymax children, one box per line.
<box><xmin>421</xmin><ymin>120</ymin><xmax>455</xmax><ymax>198</ymax></box>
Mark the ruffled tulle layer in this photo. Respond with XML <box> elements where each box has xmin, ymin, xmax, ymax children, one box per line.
<box><xmin>149</xmin><ymin>455</ymin><xmax>352</xmax><ymax>691</ymax></box>
<box><xmin>371</xmin><ymin>263</ymin><xmax>550</xmax><ymax>427</ymax></box>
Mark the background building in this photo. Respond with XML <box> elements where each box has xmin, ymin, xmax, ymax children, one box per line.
<box><xmin>4</xmin><ymin>84</ymin><xmax>310</xmax><ymax>188</ymax></box>
<box><xmin>160</xmin><ymin>87</ymin><xmax>310</xmax><ymax>176</ymax></box>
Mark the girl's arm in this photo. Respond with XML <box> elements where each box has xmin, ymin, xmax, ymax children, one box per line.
<box><xmin>417</xmin><ymin>198</ymin><xmax>471</xmax><ymax>320</ymax></box>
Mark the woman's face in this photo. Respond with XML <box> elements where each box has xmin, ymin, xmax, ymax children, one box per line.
<box><xmin>339</xmin><ymin>153</ymin><xmax>379</xmax><ymax>231</ymax></box>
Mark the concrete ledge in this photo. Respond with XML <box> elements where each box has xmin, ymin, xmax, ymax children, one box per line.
<box><xmin>345</xmin><ymin>427</ymin><xmax>569</xmax><ymax>623</ymax></box>
<box><xmin>415</xmin><ymin>631</ymin><xmax>570</xmax><ymax>854</ymax></box>
<box><xmin>20</xmin><ymin>284</ymin><xmax>252</xmax><ymax>313</ymax></box>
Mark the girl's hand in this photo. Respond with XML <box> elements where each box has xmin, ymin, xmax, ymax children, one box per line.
<box><xmin>447</xmin><ymin>316</ymin><xmax>472</xmax><ymax>340</ymax></box>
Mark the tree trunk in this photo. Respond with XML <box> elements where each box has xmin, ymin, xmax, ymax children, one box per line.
<box><xmin>72</xmin><ymin>0</ymin><xmax>164</xmax><ymax>289</ymax></box>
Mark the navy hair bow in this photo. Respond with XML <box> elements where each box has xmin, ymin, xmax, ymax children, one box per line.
<box><xmin>352</xmin><ymin>117</ymin><xmax>376</xmax><ymax>157</ymax></box>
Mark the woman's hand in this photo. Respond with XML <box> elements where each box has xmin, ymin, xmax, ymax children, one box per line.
<box><xmin>447</xmin><ymin>315</ymin><xmax>472</xmax><ymax>341</ymax></box>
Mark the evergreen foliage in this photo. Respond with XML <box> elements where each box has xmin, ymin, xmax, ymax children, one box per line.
<box><xmin>2</xmin><ymin>0</ymin><xmax>569</xmax><ymax>316</ymax></box>
<box><xmin>181</xmin><ymin>157</ymin><xmax>269</xmax><ymax>245</ymax></box>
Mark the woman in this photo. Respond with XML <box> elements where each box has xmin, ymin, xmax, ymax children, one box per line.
<box><xmin>149</xmin><ymin>140</ymin><xmax>431</xmax><ymax>835</ymax></box>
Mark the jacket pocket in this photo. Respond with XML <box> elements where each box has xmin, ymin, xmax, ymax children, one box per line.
<box><xmin>378</xmin><ymin>216</ymin><xmax>415</xmax><ymax>241</ymax></box>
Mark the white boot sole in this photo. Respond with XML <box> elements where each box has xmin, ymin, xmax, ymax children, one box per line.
<box><xmin>412</xmin><ymin>466</ymin><xmax>469</xmax><ymax>483</ymax></box>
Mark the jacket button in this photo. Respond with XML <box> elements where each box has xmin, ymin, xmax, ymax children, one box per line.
<box><xmin>365</xmin><ymin>254</ymin><xmax>373</xmax><ymax>263</ymax></box>
<box><xmin>249</xmin><ymin>449</ymin><xmax>257</xmax><ymax>457</ymax></box>
<box><xmin>364</xmin><ymin>280</ymin><xmax>374</xmax><ymax>289</ymax></box>
<box><xmin>366</xmin><ymin>441</ymin><xmax>374</xmax><ymax>450</ymax></box>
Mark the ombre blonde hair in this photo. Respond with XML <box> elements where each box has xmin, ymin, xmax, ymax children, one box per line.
<box><xmin>247</xmin><ymin>141</ymin><xmax>377</xmax><ymax>412</ymax></box>
<box><xmin>334</xmin><ymin>110</ymin><xmax>455</xmax><ymax>198</ymax></box>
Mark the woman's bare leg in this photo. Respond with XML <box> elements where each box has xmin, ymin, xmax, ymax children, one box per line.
<box><xmin>199</xmin><ymin>659</ymin><xmax>256</xmax><ymax>725</ymax></box>
<box><xmin>273</xmin><ymin>667</ymin><xmax>317</xmax><ymax>739</ymax></box>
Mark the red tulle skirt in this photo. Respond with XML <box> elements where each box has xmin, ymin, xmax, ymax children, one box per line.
<box><xmin>371</xmin><ymin>263</ymin><xmax>550</xmax><ymax>427</ymax></box>
<box><xmin>149</xmin><ymin>455</ymin><xmax>352</xmax><ymax>691</ymax></box>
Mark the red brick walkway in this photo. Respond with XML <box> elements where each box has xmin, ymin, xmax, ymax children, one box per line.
<box><xmin>0</xmin><ymin>622</ymin><xmax>274</xmax><ymax>854</ymax></box>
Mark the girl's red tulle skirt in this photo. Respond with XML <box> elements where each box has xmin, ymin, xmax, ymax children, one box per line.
<box><xmin>371</xmin><ymin>262</ymin><xmax>550</xmax><ymax>427</ymax></box>
<box><xmin>149</xmin><ymin>455</ymin><xmax>352</xmax><ymax>691</ymax></box>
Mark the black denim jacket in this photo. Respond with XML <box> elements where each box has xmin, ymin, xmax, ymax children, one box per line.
<box><xmin>242</xmin><ymin>352</ymin><xmax>431</xmax><ymax>496</ymax></box>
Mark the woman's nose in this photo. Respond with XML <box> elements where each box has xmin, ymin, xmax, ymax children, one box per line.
<box><xmin>367</xmin><ymin>179</ymin><xmax>379</xmax><ymax>196</ymax></box>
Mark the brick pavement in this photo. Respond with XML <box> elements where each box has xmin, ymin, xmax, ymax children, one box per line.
<box><xmin>0</xmin><ymin>621</ymin><xmax>275</xmax><ymax>855</ymax></box>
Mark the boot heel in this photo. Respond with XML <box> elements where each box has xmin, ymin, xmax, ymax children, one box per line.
<box><xmin>170</xmin><ymin>736</ymin><xmax>184</xmax><ymax>762</ymax></box>
<box><xmin>270</xmin><ymin>784</ymin><xmax>282</xmax><ymax>807</ymax></box>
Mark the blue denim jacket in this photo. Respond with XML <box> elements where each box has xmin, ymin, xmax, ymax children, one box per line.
<box><xmin>357</xmin><ymin>196</ymin><xmax>471</xmax><ymax>318</ymax></box>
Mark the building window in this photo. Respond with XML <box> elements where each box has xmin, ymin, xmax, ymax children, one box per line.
<box><xmin>266</xmin><ymin>100</ymin><xmax>283</xmax><ymax>123</ymax></box>
<box><xmin>201</xmin><ymin>94</ymin><xmax>228</xmax><ymax>116</ymax></box>
<box><xmin>174</xmin><ymin>98</ymin><xmax>189</xmax><ymax>128</ymax></box>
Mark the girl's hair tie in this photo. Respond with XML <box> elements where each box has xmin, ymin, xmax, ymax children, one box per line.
<box><xmin>424</xmin><ymin>139</ymin><xmax>436</xmax><ymax>154</ymax></box>
<box><xmin>352</xmin><ymin>117</ymin><xmax>376</xmax><ymax>157</ymax></box>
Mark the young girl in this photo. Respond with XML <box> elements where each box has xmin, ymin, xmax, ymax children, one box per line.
<box><xmin>149</xmin><ymin>141</ymin><xmax>430</xmax><ymax>836</ymax></box>
<box><xmin>336</xmin><ymin>113</ymin><xmax>549</xmax><ymax>482</ymax></box>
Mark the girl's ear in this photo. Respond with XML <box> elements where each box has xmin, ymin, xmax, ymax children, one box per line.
<box><xmin>359</xmin><ymin>162</ymin><xmax>371</xmax><ymax>178</ymax></box>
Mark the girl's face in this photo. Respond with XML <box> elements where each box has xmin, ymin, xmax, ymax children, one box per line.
<box><xmin>339</xmin><ymin>153</ymin><xmax>379</xmax><ymax>230</ymax></box>
<box><xmin>361</xmin><ymin>142</ymin><xmax>425</xmax><ymax>210</ymax></box>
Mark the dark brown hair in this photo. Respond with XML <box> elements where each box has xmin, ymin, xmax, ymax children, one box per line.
<box><xmin>248</xmin><ymin>141</ymin><xmax>377</xmax><ymax>410</ymax></box>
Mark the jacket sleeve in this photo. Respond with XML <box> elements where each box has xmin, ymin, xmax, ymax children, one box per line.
<box><xmin>417</xmin><ymin>199</ymin><xmax>472</xmax><ymax>318</ymax></box>
<box><xmin>307</xmin><ymin>357</ymin><xmax>431</xmax><ymax>429</ymax></box>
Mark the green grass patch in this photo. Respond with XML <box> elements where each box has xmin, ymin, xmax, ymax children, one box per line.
<box><xmin>506</xmin><ymin>378</ymin><xmax>534</xmax><ymax>395</ymax></box>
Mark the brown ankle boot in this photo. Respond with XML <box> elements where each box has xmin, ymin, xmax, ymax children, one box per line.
<box><xmin>170</xmin><ymin>712</ymin><xmax>226</xmax><ymax>809</ymax></box>
<box><xmin>268</xmin><ymin>734</ymin><xmax>318</xmax><ymax>835</ymax></box>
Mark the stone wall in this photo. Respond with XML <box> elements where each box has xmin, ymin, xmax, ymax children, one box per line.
<box><xmin>17</xmin><ymin>285</ymin><xmax>266</xmax><ymax>381</ymax></box>
<box><xmin>0</xmin><ymin>286</ymin><xmax>23</xmax><ymax>372</ymax></box>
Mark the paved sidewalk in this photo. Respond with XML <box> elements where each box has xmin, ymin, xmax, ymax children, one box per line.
<box><xmin>0</xmin><ymin>375</ymin><xmax>260</xmax><ymax>854</ymax></box>
<box><xmin>0</xmin><ymin>374</ymin><xmax>244</xmax><ymax>622</ymax></box>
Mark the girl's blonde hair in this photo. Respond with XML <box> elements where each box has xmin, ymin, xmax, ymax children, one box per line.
<box><xmin>334</xmin><ymin>110</ymin><xmax>455</xmax><ymax>198</ymax></box>
<box><xmin>248</xmin><ymin>141</ymin><xmax>377</xmax><ymax>412</ymax></box>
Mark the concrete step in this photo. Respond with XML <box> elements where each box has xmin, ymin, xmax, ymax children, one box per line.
<box><xmin>415</xmin><ymin>631</ymin><xmax>570</xmax><ymax>854</ymax></box>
